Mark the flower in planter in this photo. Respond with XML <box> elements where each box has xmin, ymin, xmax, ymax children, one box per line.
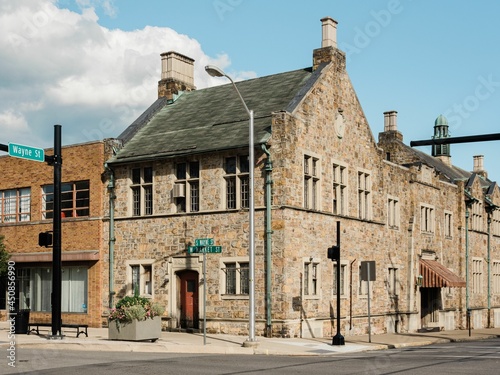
<box><xmin>109</xmin><ymin>294</ymin><xmax>165</xmax><ymax>325</ymax></box>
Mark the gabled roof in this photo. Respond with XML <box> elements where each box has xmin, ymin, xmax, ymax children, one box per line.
<box><xmin>109</xmin><ymin>66</ymin><xmax>324</xmax><ymax>165</ymax></box>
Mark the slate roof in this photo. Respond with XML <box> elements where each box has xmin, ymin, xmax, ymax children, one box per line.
<box><xmin>109</xmin><ymin>66</ymin><xmax>324</xmax><ymax>165</ymax></box>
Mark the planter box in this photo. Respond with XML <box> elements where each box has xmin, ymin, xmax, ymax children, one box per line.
<box><xmin>108</xmin><ymin>316</ymin><xmax>161</xmax><ymax>342</ymax></box>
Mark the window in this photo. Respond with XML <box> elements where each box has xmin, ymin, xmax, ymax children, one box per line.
<box><xmin>42</xmin><ymin>181</ymin><xmax>89</xmax><ymax>219</ymax></box>
<box><xmin>388</xmin><ymin>267</ymin><xmax>399</xmax><ymax>296</ymax></box>
<box><xmin>472</xmin><ymin>258</ymin><xmax>483</xmax><ymax>294</ymax></box>
<box><xmin>444</xmin><ymin>211</ymin><xmax>453</xmax><ymax>238</ymax></box>
<box><xmin>222</xmin><ymin>260</ymin><xmax>249</xmax><ymax>295</ymax></box>
<box><xmin>175</xmin><ymin>161</ymin><xmax>200</xmax><ymax>213</ymax></box>
<box><xmin>304</xmin><ymin>155</ymin><xmax>320</xmax><ymax>209</ymax></box>
<box><xmin>357</xmin><ymin>170</ymin><xmax>371</xmax><ymax>220</ymax></box>
<box><xmin>492</xmin><ymin>210</ymin><xmax>500</xmax><ymax>236</ymax></box>
<box><xmin>1</xmin><ymin>188</ymin><xmax>30</xmax><ymax>223</ymax></box>
<box><xmin>16</xmin><ymin>266</ymin><xmax>88</xmax><ymax>312</ymax></box>
<box><xmin>332</xmin><ymin>163</ymin><xmax>347</xmax><ymax>215</ymax></box>
<box><xmin>420</xmin><ymin>204</ymin><xmax>435</xmax><ymax>233</ymax></box>
<box><xmin>493</xmin><ymin>261</ymin><xmax>500</xmax><ymax>294</ymax></box>
<box><xmin>387</xmin><ymin>196</ymin><xmax>400</xmax><ymax>229</ymax></box>
<box><xmin>131</xmin><ymin>167</ymin><xmax>153</xmax><ymax>216</ymax></box>
<box><xmin>332</xmin><ymin>263</ymin><xmax>346</xmax><ymax>296</ymax></box>
<box><xmin>128</xmin><ymin>263</ymin><xmax>153</xmax><ymax>296</ymax></box>
<box><xmin>304</xmin><ymin>260</ymin><xmax>320</xmax><ymax>296</ymax></box>
<box><xmin>470</xmin><ymin>201</ymin><xmax>483</xmax><ymax>231</ymax></box>
<box><xmin>224</xmin><ymin>156</ymin><xmax>249</xmax><ymax>209</ymax></box>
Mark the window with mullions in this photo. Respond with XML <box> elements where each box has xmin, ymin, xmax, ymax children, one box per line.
<box><xmin>304</xmin><ymin>261</ymin><xmax>320</xmax><ymax>296</ymax></box>
<box><xmin>304</xmin><ymin>155</ymin><xmax>319</xmax><ymax>209</ymax></box>
<box><xmin>332</xmin><ymin>163</ymin><xmax>347</xmax><ymax>215</ymax></box>
<box><xmin>42</xmin><ymin>181</ymin><xmax>89</xmax><ymax>219</ymax></box>
<box><xmin>1</xmin><ymin>188</ymin><xmax>30</xmax><ymax>223</ymax></box>
<box><xmin>15</xmin><ymin>266</ymin><xmax>88</xmax><ymax>313</ymax></box>
<box><xmin>224</xmin><ymin>156</ymin><xmax>249</xmax><ymax>209</ymax></box>
<box><xmin>131</xmin><ymin>167</ymin><xmax>153</xmax><ymax>216</ymax></box>
<box><xmin>175</xmin><ymin>161</ymin><xmax>200</xmax><ymax>213</ymax></box>
<box><xmin>357</xmin><ymin>170</ymin><xmax>371</xmax><ymax>220</ymax></box>
<box><xmin>222</xmin><ymin>261</ymin><xmax>249</xmax><ymax>295</ymax></box>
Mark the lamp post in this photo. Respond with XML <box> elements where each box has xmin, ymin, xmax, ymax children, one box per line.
<box><xmin>205</xmin><ymin>65</ymin><xmax>257</xmax><ymax>345</ymax></box>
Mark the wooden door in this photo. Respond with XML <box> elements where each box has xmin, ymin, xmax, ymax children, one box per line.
<box><xmin>179</xmin><ymin>270</ymin><xmax>199</xmax><ymax>329</ymax></box>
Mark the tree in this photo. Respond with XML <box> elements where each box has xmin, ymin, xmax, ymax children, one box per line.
<box><xmin>0</xmin><ymin>235</ymin><xmax>10</xmax><ymax>276</ymax></box>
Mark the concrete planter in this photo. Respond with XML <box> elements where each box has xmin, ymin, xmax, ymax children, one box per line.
<box><xmin>108</xmin><ymin>316</ymin><xmax>161</xmax><ymax>342</ymax></box>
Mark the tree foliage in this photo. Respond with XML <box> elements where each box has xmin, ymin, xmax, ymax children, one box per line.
<box><xmin>0</xmin><ymin>235</ymin><xmax>10</xmax><ymax>276</ymax></box>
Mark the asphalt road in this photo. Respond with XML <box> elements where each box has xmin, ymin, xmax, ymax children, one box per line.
<box><xmin>4</xmin><ymin>338</ymin><xmax>500</xmax><ymax>374</ymax></box>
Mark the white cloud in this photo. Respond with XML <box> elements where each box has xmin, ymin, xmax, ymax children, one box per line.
<box><xmin>0</xmin><ymin>0</ymin><xmax>242</xmax><ymax>148</ymax></box>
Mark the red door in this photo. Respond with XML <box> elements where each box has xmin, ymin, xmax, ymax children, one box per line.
<box><xmin>179</xmin><ymin>271</ymin><xmax>199</xmax><ymax>329</ymax></box>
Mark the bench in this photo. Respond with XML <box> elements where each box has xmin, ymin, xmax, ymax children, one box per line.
<box><xmin>28</xmin><ymin>322</ymin><xmax>89</xmax><ymax>338</ymax></box>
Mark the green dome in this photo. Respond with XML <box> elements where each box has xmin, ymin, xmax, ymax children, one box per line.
<box><xmin>434</xmin><ymin>114</ymin><xmax>448</xmax><ymax>127</ymax></box>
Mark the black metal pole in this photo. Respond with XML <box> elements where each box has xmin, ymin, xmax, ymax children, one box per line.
<box><xmin>51</xmin><ymin>125</ymin><xmax>62</xmax><ymax>338</ymax></box>
<box><xmin>410</xmin><ymin>133</ymin><xmax>500</xmax><ymax>147</ymax></box>
<box><xmin>332</xmin><ymin>221</ymin><xmax>345</xmax><ymax>345</ymax></box>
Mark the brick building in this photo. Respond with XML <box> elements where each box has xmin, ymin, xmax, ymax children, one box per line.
<box><xmin>0</xmin><ymin>140</ymin><xmax>115</xmax><ymax>327</ymax></box>
<box><xmin>102</xmin><ymin>17</ymin><xmax>500</xmax><ymax>337</ymax></box>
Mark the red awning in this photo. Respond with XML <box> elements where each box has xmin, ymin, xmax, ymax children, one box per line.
<box><xmin>420</xmin><ymin>259</ymin><xmax>465</xmax><ymax>288</ymax></box>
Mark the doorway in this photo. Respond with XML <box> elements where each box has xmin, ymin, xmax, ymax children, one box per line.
<box><xmin>178</xmin><ymin>270</ymin><xmax>199</xmax><ymax>329</ymax></box>
<box><xmin>421</xmin><ymin>287</ymin><xmax>442</xmax><ymax>327</ymax></box>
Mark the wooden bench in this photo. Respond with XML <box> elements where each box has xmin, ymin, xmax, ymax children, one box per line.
<box><xmin>28</xmin><ymin>322</ymin><xmax>89</xmax><ymax>338</ymax></box>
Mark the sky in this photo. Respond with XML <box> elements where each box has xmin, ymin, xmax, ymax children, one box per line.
<box><xmin>1</xmin><ymin>0</ymin><xmax>500</xmax><ymax>181</ymax></box>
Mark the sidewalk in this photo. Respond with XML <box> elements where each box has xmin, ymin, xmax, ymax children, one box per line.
<box><xmin>1</xmin><ymin>321</ymin><xmax>500</xmax><ymax>356</ymax></box>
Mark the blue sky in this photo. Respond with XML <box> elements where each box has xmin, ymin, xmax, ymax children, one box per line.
<box><xmin>1</xmin><ymin>0</ymin><xmax>500</xmax><ymax>181</ymax></box>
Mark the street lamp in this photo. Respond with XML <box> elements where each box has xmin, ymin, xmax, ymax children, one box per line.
<box><xmin>205</xmin><ymin>65</ymin><xmax>257</xmax><ymax>345</ymax></box>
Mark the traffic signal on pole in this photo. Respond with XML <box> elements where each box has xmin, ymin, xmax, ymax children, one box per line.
<box><xmin>327</xmin><ymin>245</ymin><xmax>340</xmax><ymax>261</ymax></box>
<box><xmin>38</xmin><ymin>232</ymin><xmax>53</xmax><ymax>247</ymax></box>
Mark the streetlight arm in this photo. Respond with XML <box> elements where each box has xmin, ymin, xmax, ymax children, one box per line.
<box><xmin>205</xmin><ymin>65</ymin><xmax>250</xmax><ymax>116</ymax></box>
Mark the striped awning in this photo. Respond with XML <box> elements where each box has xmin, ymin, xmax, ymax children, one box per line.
<box><xmin>420</xmin><ymin>259</ymin><xmax>465</xmax><ymax>288</ymax></box>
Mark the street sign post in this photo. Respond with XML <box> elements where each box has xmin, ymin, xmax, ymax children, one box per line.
<box><xmin>8</xmin><ymin>142</ymin><xmax>45</xmax><ymax>162</ymax></box>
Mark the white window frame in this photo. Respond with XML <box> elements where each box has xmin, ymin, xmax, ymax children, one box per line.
<box><xmin>332</xmin><ymin>261</ymin><xmax>347</xmax><ymax>298</ymax></box>
<box><xmin>420</xmin><ymin>204</ymin><xmax>435</xmax><ymax>233</ymax></box>
<box><xmin>304</xmin><ymin>154</ymin><xmax>320</xmax><ymax>210</ymax></box>
<box><xmin>332</xmin><ymin>161</ymin><xmax>347</xmax><ymax>215</ymax></box>
<box><xmin>444</xmin><ymin>211</ymin><xmax>453</xmax><ymax>238</ymax></box>
<box><xmin>175</xmin><ymin>160</ymin><xmax>200</xmax><ymax>213</ymax></box>
<box><xmin>357</xmin><ymin>169</ymin><xmax>372</xmax><ymax>220</ymax></box>
<box><xmin>387</xmin><ymin>195</ymin><xmax>400</xmax><ymax>229</ymax></box>
<box><xmin>220</xmin><ymin>257</ymin><xmax>249</xmax><ymax>299</ymax></box>
<box><xmin>130</xmin><ymin>166</ymin><xmax>153</xmax><ymax>216</ymax></box>
<box><xmin>387</xmin><ymin>266</ymin><xmax>400</xmax><ymax>297</ymax></box>
<box><xmin>492</xmin><ymin>260</ymin><xmax>500</xmax><ymax>294</ymax></box>
<box><xmin>224</xmin><ymin>156</ymin><xmax>249</xmax><ymax>210</ymax></box>
<box><xmin>470</xmin><ymin>201</ymin><xmax>483</xmax><ymax>232</ymax></box>
<box><xmin>303</xmin><ymin>258</ymin><xmax>321</xmax><ymax>299</ymax></box>
<box><xmin>472</xmin><ymin>258</ymin><xmax>483</xmax><ymax>294</ymax></box>
<box><xmin>126</xmin><ymin>260</ymin><xmax>154</xmax><ymax>298</ymax></box>
<box><xmin>1</xmin><ymin>187</ymin><xmax>30</xmax><ymax>223</ymax></box>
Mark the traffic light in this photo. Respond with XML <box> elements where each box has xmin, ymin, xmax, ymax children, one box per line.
<box><xmin>327</xmin><ymin>245</ymin><xmax>340</xmax><ymax>261</ymax></box>
<box><xmin>38</xmin><ymin>232</ymin><xmax>53</xmax><ymax>247</ymax></box>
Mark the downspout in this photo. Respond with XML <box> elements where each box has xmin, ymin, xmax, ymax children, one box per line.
<box><xmin>465</xmin><ymin>200</ymin><xmax>471</xmax><ymax>335</ymax></box>
<box><xmin>106</xmin><ymin>164</ymin><xmax>116</xmax><ymax>309</ymax></box>
<box><xmin>261</xmin><ymin>144</ymin><xmax>273</xmax><ymax>337</ymax></box>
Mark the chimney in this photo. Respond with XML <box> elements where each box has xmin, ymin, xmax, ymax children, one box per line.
<box><xmin>313</xmin><ymin>17</ymin><xmax>345</xmax><ymax>71</ymax></box>
<box><xmin>383</xmin><ymin>111</ymin><xmax>398</xmax><ymax>132</ymax></box>
<box><xmin>473</xmin><ymin>155</ymin><xmax>488</xmax><ymax>179</ymax></box>
<box><xmin>321</xmin><ymin>17</ymin><xmax>337</xmax><ymax>48</ymax></box>
<box><xmin>158</xmin><ymin>51</ymin><xmax>196</xmax><ymax>100</ymax></box>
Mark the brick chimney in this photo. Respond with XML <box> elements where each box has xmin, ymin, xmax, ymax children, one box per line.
<box><xmin>158</xmin><ymin>51</ymin><xmax>196</xmax><ymax>100</ymax></box>
<box><xmin>473</xmin><ymin>155</ymin><xmax>488</xmax><ymax>179</ymax></box>
<box><xmin>313</xmin><ymin>17</ymin><xmax>345</xmax><ymax>71</ymax></box>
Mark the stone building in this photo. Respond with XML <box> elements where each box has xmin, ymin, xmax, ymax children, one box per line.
<box><xmin>0</xmin><ymin>140</ymin><xmax>115</xmax><ymax>327</ymax></box>
<box><xmin>104</xmin><ymin>17</ymin><xmax>500</xmax><ymax>337</ymax></box>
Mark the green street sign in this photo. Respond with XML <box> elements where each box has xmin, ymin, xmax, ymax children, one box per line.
<box><xmin>8</xmin><ymin>142</ymin><xmax>44</xmax><ymax>162</ymax></box>
<box><xmin>188</xmin><ymin>245</ymin><xmax>222</xmax><ymax>254</ymax></box>
<box><xmin>195</xmin><ymin>238</ymin><xmax>214</xmax><ymax>247</ymax></box>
